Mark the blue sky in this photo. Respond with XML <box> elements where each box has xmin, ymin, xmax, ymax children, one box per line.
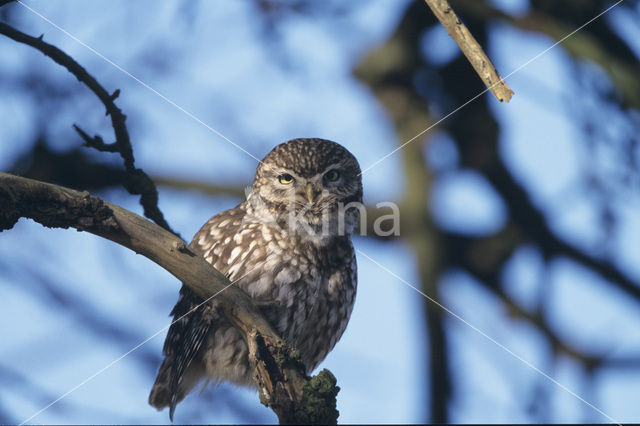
<box><xmin>1</xmin><ymin>0</ymin><xmax>640</xmax><ymax>423</ymax></box>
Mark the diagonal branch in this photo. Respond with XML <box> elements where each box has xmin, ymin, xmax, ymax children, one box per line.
<box><xmin>423</xmin><ymin>0</ymin><xmax>514</xmax><ymax>102</ymax></box>
<box><xmin>0</xmin><ymin>21</ymin><xmax>176</xmax><ymax>235</ymax></box>
<box><xmin>454</xmin><ymin>0</ymin><xmax>640</xmax><ymax>109</ymax></box>
<box><xmin>0</xmin><ymin>172</ymin><xmax>339</xmax><ymax>425</ymax></box>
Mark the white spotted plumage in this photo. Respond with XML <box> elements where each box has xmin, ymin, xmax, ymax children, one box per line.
<box><xmin>149</xmin><ymin>138</ymin><xmax>362</xmax><ymax>420</ymax></box>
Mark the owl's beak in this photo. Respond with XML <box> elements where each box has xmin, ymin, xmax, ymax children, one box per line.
<box><xmin>305</xmin><ymin>183</ymin><xmax>315</xmax><ymax>204</ymax></box>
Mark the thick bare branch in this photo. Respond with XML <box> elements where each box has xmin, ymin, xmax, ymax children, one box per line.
<box><xmin>423</xmin><ymin>0</ymin><xmax>514</xmax><ymax>102</ymax></box>
<box><xmin>0</xmin><ymin>172</ymin><xmax>338</xmax><ymax>424</ymax></box>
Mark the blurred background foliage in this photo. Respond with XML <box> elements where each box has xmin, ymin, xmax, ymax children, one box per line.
<box><xmin>1</xmin><ymin>0</ymin><xmax>640</xmax><ymax>423</ymax></box>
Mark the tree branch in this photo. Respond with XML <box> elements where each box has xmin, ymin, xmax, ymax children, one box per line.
<box><xmin>484</xmin><ymin>159</ymin><xmax>640</xmax><ymax>303</ymax></box>
<box><xmin>445</xmin><ymin>228</ymin><xmax>640</xmax><ymax>371</ymax></box>
<box><xmin>423</xmin><ymin>0</ymin><xmax>514</xmax><ymax>102</ymax></box>
<box><xmin>454</xmin><ymin>0</ymin><xmax>640</xmax><ymax>109</ymax></box>
<box><xmin>0</xmin><ymin>21</ymin><xmax>176</xmax><ymax>235</ymax></box>
<box><xmin>0</xmin><ymin>172</ymin><xmax>339</xmax><ymax>424</ymax></box>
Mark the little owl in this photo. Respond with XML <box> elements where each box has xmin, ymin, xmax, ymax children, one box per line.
<box><xmin>149</xmin><ymin>138</ymin><xmax>362</xmax><ymax>419</ymax></box>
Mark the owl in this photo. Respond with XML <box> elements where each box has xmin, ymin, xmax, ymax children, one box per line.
<box><xmin>149</xmin><ymin>138</ymin><xmax>363</xmax><ymax>419</ymax></box>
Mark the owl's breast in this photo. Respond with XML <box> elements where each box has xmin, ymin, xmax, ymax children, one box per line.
<box><xmin>235</xmin><ymin>229</ymin><xmax>357</xmax><ymax>372</ymax></box>
<box><xmin>201</xmin><ymin>215</ymin><xmax>357</xmax><ymax>373</ymax></box>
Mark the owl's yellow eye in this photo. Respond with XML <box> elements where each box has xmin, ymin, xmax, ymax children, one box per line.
<box><xmin>278</xmin><ymin>173</ymin><xmax>295</xmax><ymax>184</ymax></box>
<box><xmin>324</xmin><ymin>169</ymin><xmax>341</xmax><ymax>183</ymax></box>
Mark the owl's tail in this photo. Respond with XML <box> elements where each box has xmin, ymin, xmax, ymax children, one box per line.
<box><xmin>148</xmin><ymin>357</ymin><xmax>181</xmax><ymax>420</ymax></box>
<box><xmin>149</xmin><ymin>354</ymin><xmax>205</xmax><ymax>421</ymax></box>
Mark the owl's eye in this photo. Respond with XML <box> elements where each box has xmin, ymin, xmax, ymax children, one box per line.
<box><xmin>323</xmin><ymin>169</ymin><xmax>341</xmax><ymax>183</ymax></box>
<box><xmin>278</xmin><ymin>173</ymin><xmax>295</xmax><ymax>184</ymax></box>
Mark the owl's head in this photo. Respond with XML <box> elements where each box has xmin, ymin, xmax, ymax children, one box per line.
<box><xmin>249</xmin><ymin>138</ymin><xmax>363</xmax><ymax>239</ymax></box>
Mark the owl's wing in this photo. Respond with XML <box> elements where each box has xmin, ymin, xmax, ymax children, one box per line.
<box><xmin>149</xmin><ymin>285</ymin><xmax>213</xmax><ymax>420</ymax></box>
<box><xmin>168</xmin><ymin>286</ymin><xmax>213</xmax><ymax>419</ymax></box>
<box><xmin>149</xmin><ymin>205</ymin><xmax>247</xmax><ymax>419</ymax></box>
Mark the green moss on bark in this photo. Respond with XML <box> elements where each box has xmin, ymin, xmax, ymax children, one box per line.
<box><xmin>295</xmin><ymin>369</ymin><xmax>340</xmax><ymax>425</ymax></box>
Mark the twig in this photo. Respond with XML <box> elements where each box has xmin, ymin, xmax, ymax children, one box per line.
<box><xmin>423</xmin><ymin>0</ymin><xmax>514</xmax><ymax>102</ymax></box>
<box><xmin>73</xmin><ymin>125</ymin><xmax>119</xmax><ymax>153</ymax></box>
<box><xmin>0</xmin><ymin>22</ymin><xmax>177</xmax><ymax>235</ymax></box>
<box><xmin>0</xmin><ymin>172</ymin><xmax>339</xmax><ymax>424</ymax></box>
